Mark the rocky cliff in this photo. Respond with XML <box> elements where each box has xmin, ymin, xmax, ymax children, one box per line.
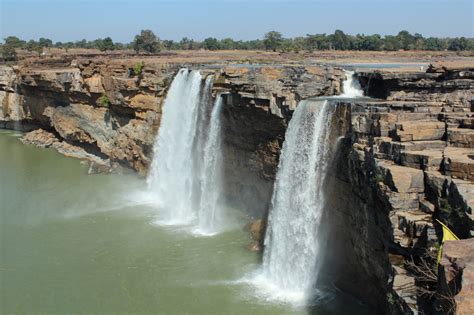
<box><xmin>345</xmin><ymin>68</ymin><xmax>473</xmax><ymax>314</ymax></box>
<box><xmin>1</xmin><ymin>59</ymin><xmax>175</xmax><ymax>174</ymax></box>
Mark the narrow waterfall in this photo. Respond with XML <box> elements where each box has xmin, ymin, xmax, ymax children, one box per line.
<box><xmin>196</xmin><ymin>96</ymin><xmax>224</xmax><ymax>235</ymax></box>
<box><xmin>256</xmin><ymin>72</ymin><xmax>363</xmax><ymax>304</ymax></box>
<box><xmin>147</xmin><ymin>69</ymin><xmax>224</xmax><ymax>234</ymax></box>
<box><xmin>259</xmin><ymin>99</ymin><xmax>335</xmax><ymax>302</ymax></box>
<box><xmin>341</xmin><ymin>70</ymin><xmax>364</xmax><ymax>98</ymax></box>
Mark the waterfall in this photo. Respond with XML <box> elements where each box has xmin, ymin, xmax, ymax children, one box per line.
<box><xmin>254</xmin><ymin>72</ymin><xmax>363</xmax><ymax>304</ymax></box>
<box><xmin>147</xmin><ymin>69</ymin><xmax>203</xmax><ymax>225</ymax></box>
<box><xmin>341</xmin><ymin>70</ymin><xmax>364</xmax><ymax>98</ymax></box>
<box><xmin>258</xmin><ymin>99</ymin><xmax>335</xmax><ymax>303</ymax></box>
<box><xmin>196</xmin><ymin>96</ymin><xmax>224</xmax><ymax>235</ymax></box>
<box><xmin>147</xmin><ymin>69</ymin><xmax>224</xmax><ymax>235</ymax></box>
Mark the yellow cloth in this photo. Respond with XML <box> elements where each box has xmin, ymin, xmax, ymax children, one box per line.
<box><xmin>436</xmin><ymin>219</ymin><xmax>459</xmax><ymax>264</ymax></box>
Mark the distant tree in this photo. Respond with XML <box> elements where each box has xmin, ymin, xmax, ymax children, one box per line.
<box><xmin>331</xmin><ymin>29</ymin><xmax>350</xmax><ymax>50</ymax></box>
<box><xmin>26</xmin><ymin>39</ymin><xmax>42</xmax><ymax>55</ymax></box>
<box><xmin>277</xmin><ymin>38</ymin><xmax>293</xmax><ymax>52</ymax></box>
<box><xmin>38</xmin><ymin>37</ymin><xmax>53</xmax><ymax>48</ymax></box>
<box><xmin>1</xmin><ymin>36</ymin><xmax>25</xmax><ymax>61</ymax></box>
<box><xmin>383</xmin><ymin>35</ymin><xmax>400</xmax><ymax>51</ymax></box>
<box><xmin>219</xmin><ymin>38</ymin><xmax>236</xmax><ymax>50</ymax></box>
<box><xmin>179</xmin><ymin>37</ymin><xmax>192</xmax><ymax>50</ymax></box>
<box><xmin>133</xmin><ymin>30</ymin><xmax>161</xmax><ymax>54</ymax></box>
<box><xmin>305</xmin><ymin>34</ymin><xmax>330</xmax><ymax>51</ymax></box>
<box><xmin>97</xmin><ymin>37</ymin><xmax>115</xmax><ymax>51</ymax></box>
<box><xmin>162</xmin><ymin>40</ymin><xmax>177</xmax><ymax>50</ymax></box>
<box><xmin>413</xmin><ymin>33</ymin><xmax>425</xmax><ymax>50</ymax></box>
<box><xmin>202</xmin><ymin>37</ymin><xmax>219</xmax><ymax>50</ymax></box>
<box><xmin>3</xmin><ymin>36</ymin><xmax>25</xmax><ymax>49</ymax></box>
<box><xmin>292</xmin><ymin>37</ymin><xmax>306</xmax><ymax>52</ymax></box>
<box><xmin>264</xmin><ymin>31</ymin><xmax>283</xmax><ymax>51</ymax></box>
<box><xmin>448</xmin><ymin>37</ymin><xmax>469</xmax><ymax>51</ymax></box>
<box><xmin>396</xmin><ymin>30</ymin><xmax>415</xmax><ymax>50</ymax></box>
<box><xmin>1</xmin><ymin>43</ymin><xmax>17</xmax><ymax>61</ymax></box>
<box><xmin>353</xmin><ymin>34</ymin><xmax>382</xmax><ymax>51</ymax></box>
<box><xmin>424</xmin><ymin>37</ymin><xmax>446</xmax><ymax>51</ymax></box>
<box><xmin>75</xmin><ymin>39</ymin><xmax>88</xmax><ymax>48</ymax></box>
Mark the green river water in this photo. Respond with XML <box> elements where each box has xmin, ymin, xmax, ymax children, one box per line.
<box><xmin>0</xmin><ymin>130</ymin><xmax>370</xmax><ymax>315</ymax></box>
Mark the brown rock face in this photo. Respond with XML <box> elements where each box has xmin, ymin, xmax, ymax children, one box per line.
<box><xmin>440</xmin><ymin>239</ymin><xmax>474</xmax><ymax>315</ymax></box>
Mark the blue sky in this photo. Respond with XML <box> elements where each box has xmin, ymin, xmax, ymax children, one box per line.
<box><xmin>1</xmin><ymin>0</ymin><xmax>473</xmax><ymax>42</ymax></box>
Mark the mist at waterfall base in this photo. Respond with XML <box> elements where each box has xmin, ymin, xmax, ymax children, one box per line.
<box><xmin>242</xmin><ymin>71</ymin><xmax>365</xmax><ymax>307</ymax></box>
<box><xmin>145</xmin><ymin>69</ymin><xmax>227</xmax><ymax>236</ymax></box>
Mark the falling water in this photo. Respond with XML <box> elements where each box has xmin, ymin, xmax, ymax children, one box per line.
<box><xmin>147</xmin><ymin>69</ymin><xmax>203</xmax><ymax>225</ymax></box>
<box><xmin>195</xmin><ymin>96</ymin><xmax>224</xmax><ymax>235</ymax></box>
<box><xmin>258</xmin><ymin>99</ymin><xmax>335</xmax><ymax>303</ymax></box>
<box><xmin>341</xmin><ymin>70</ymin><xmax>364</xmax><ymax>98</ymax></box>
<box><xmin>147</xmin><ymin>69</ymin><xmax>224</xmax><ymax>234</ymax></box>
<box><xmin>254</xmin><ymin>71</ymin><xmax>364</xmax><ymax>304</ymax></box>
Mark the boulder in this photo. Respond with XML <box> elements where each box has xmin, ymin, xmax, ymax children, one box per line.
<box><xmin>378</xmin><ymin>161</ymin><xmax>424</xmax><ymax>193</ymax></box>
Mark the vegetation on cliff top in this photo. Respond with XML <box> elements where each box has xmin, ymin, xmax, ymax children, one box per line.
<box><xmin>2</xmin><ymin>29</ymin><xmax>474</xmax><ymax>61</ymax></box>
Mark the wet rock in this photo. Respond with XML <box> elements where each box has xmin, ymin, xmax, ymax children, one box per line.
<box><xmin>249</xmin><ymin>219</ymin><xmax>266</xmax><ymax>244</ymax></box>
<box><xmin>21</xmin><ymin>128</ymin><xmax>58</xmax><ymax>148</ymax></box>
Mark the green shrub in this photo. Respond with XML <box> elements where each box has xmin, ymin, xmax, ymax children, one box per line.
<box><xmin>98</xmin><ymin>94</ymin><xmax>110</xmax><ymax>107</ymax></box>
<box><xmin>133</xmin><ymin>61</ymin><xmax>144</xmax><ymax>76</ymax></box>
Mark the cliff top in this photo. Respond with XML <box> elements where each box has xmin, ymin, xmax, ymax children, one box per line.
<box><xmin>13</xmin><ymin>49</ymin><xmax>474</xmax><ymax>73</ymax></box>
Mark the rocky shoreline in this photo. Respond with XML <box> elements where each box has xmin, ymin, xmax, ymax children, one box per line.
<box><xmin>1</xmin><ymin>56</ymin><xmax>473</xmax><ymax>314</ymax></box>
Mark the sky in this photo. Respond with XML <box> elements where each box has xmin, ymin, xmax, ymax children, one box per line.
<box><xmin>1</xmin><ymin>0</ymin><xmax>473</xmax><ymax>43</ymax></box>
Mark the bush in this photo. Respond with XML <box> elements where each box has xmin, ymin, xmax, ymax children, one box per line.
<box><xmin>98</xmin><ymin>94</ymin><xmax>110</xmax><ymax>107</ymax></box>
<box><xmin>133</xmin><ymin>61</ymin><xmax>144</xmax><ymax>76</ymax></box>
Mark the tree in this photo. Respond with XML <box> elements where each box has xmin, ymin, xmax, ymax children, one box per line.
<box><xmin>292</xmin><ymin>37</ymin><xmax>306</xmax><ymax>53</ymax></box>
<box><xmin>331</xmin><ymin>30</ymin><xmax>350</xmax><ymax>50</ymax></box>
<box><xmin>202</xmin><ymin>37</ymin><xmax>219</xmax><ymax>50</ymax></box>
<box><xmin>162</xmin><ymin>40</ymin><xmax>176</xmax><ymax>50</ymax></box>
<box><xmin>219</xmin><ymin>38</ymin><xmax>236</xmax><ymax>50</ymax></box>
<box><xmin>383</xmin><ymin>35</ymin><xmax>400</xmax><ymax>51</ymax></box>
<box><xmin>263</xmin><ymin>31</ymin><xmax>283</xmax><ymax>51</ymax></box>
<box><xmin>38</xmin><ymin>37</ymin><xmax>53</xmax><ymax>48</ymax></box>
<box><xmin>424</xmin><ymin>37</ymin><xmax>446</xmax><ymax>51</ymax></box>
<box><xmin>179</xmin><ymin>37</ymin><xmax>192</xmax><ymax>50</ymax></box>
<box><xmin>4</xmin><ymin>36</ymin><xmax>26</xmax><ymax>48</ymax></box>
<box><xmin>396</xmin><ymin>30</ymin><xmax>415</xmax><ymax>50</ymax></box>
<box><xmin>26</xmin><ymin>39</ymin><xmax>42</xmax><ymax>55</ymax></box>
<box><xmin>97</xmin><ymin>37</ymin><xmax>115</xmax><ymax>51</ymax></box>
<box><xmin>1</xmin><ymin>36</ymin><xmax>25</xmax><ymax>61</ymax></box>
<box><xmin>448</xmin><ymin>37</ymin><xmax>469</xmax><ymax>51</ymax></box>
<box><xmin>305</xmin><ymin>34</ymin><xmax>330</xmax><ymax>51</ymax></box>
<box><xmin>133</xmin><ymin>30</ymin><xmax>161</xmax><ymax>54</ymax></box>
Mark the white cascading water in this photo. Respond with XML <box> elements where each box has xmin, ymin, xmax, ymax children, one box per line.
<box><xmin>254</xmin><ymin>71</ymin><xmax>363</xmax><ymax>304</ymax></box>
<box><xmin>341</xmin><ymin>70</ymin><xmax>364</xmax><ymax>98</ymax></box>
<box><xmin>196</xmin><ymin>96</ymin><xmax>224</xmax><ymax>235</ymax></box>
<box><xmin>147</xmin><ymin>69</ymin><xmax>224</xmax><ymax>235</ymax></box>
<box><xmin>147</xmin><ymin>69</ymin><xmax>203</xmax><ymax>225</ymax></box>
<box><xmin>257</xmin><ymin>99</ymin><xmax>334</xmax><ymax>303</ymax></box>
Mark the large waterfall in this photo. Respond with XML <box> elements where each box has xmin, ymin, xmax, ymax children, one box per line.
<box><xmin>257</xmin><ymin>99</ymin><xmax>335</xmax><ymax>303</ymax></box>
<box><xmin>254</xmin><ymin>71</ymin><xmax>363</xmax><ymax>304</ymax></box>
<box><xmin>147</xmin><ymin>69</ymin><xmax>224</xmax><ymax>235</ymax></box>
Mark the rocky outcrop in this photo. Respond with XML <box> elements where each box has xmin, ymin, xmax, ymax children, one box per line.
<box><xmin>439</xmin><ymin>239</ymin><xmax>474</xmax><ymax>315</ymax></box>
<box><xmin>358</xmin><ymin>68</ymin><xmax>473</xmax><ymax>110</ymax></box>
<box><xmin>345</xmin><ymin>67</ymin><xmax>473</xmax><ymax>314</ymax></box>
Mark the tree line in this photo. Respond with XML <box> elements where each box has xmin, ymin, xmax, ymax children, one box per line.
<box><xmin>2</xmin><ymin>29</ymin><xmax>473</xmax><ymax>61</ymax></box>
